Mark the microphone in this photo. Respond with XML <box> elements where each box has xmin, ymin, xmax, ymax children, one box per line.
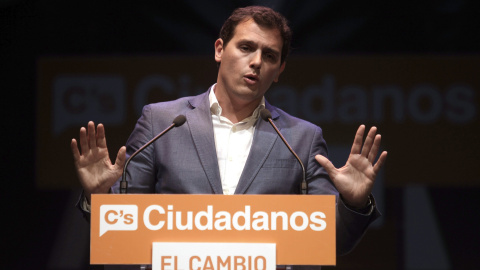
<box><xmin>120</xmin><ymin>115</ymin><xmax>187</xmax><ymax>194</ymax></box>
<box><xmin>260</xmin><ymin>109</ymin><xmax>307</xmax><ymax>194</ymax></box>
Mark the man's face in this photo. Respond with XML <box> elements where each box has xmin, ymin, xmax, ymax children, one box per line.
<box><xmin>215</xmin><ymin>18</ymin><xmax>285</xmax><ymax>105</ymax></box>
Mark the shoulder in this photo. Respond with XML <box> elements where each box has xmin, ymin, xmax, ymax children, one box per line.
<box><xmin>270</xmin><ymin>104</ymin><xmax>322</xmax><ymax>134</ymax></box>
<box><xmin>141</xmin><ymin>91</ymin><xmax>208</xmax><ymax>120</ymax></box>
<box><xmin>145</xmin><ymin>94</ymin><xmax>199</xmax><ymax>111</ymax></box>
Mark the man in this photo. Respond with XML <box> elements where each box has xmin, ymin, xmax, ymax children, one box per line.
<box><xmin>71</xmin><ymin>5</ymin><xmax>387</xmax><ymax>264</ymax></box>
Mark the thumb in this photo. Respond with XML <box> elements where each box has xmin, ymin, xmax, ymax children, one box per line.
<box><xmin>114</xmin><ymin>146</ymin><xmax>127</xmax><ymax>169</ymax></box>
<box><xmin>315</xmin><ymin>154</ymin><xmax>337</xmax><ymax>178</ymax></box>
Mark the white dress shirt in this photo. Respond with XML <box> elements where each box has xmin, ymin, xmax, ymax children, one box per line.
<box><xmin>209</xmin><ymin>85</ymin><xmax>265</xmax><ymax>195</ymax></box>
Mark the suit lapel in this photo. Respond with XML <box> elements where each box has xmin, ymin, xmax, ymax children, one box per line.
<box><xmin>186</xmin><ymin>90</ymin><xmax>223</xmax><ymax>194</ymax></box>
<box><xmin>235</xmin><ymin>102</ymin><xmax>280</xmax><ymax>194</ymax></box>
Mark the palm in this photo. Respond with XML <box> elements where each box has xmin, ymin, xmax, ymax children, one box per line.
<box><xmin>315</xmin><ymin>125</ymin><xmax>387</xmax><ymax>208</ymax></box>
<box><xmin>76</xmin><ymin>141</ymin><xmax>116</xmax><ymax>188</ymax></box>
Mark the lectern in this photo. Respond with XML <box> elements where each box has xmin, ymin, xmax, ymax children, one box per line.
<box><xmin>91</xmin><ymin>194</ymin><xmax>336</xmax><ymax>269</ymax></box>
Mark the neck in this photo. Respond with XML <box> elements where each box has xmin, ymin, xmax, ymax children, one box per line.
<box><xmin>214</xmin><ymin>87</ymin><xmax>261</xmax><ymax>124</ymax></box>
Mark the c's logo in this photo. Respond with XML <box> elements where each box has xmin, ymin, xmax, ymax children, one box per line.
<box><xmin>99</xmin><ymin>205</ymin><xmax>138</xmax><ymax>236</ymax></box>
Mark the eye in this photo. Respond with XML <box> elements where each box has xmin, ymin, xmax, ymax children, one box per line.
<box><xmin>264</xmin><ymin>53</ymin><xmax>277</xmax><ymax>62</ymax></box>
<box><xmin>240</xmin><ymin>45</ymin><xmax>250</xmax><ymax>52</ymax></box>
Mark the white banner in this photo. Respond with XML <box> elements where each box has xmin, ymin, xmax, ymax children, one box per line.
<box><xmin>152</xmin><ymin>242</ymin><xmax>276</xmax><ymax>270</ymax></box>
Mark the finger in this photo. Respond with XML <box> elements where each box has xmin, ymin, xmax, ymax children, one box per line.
<box><xmin>351</xmin><ymin>125</ymin><xmax>366</xmax><ymax>155</ymax></box>
<box><xmin>315</xmin><ymin>154</ymin><xmax>338</xmax><ymax>179</ymax></box>
<box><xmin>361</xmin><ymin>126</ymin><xmax>377</xmax><ymax>157</ymax></box>
<box><xmin>70</xmin><ymin>138</ymin><xmax>81</xmax><ymax>162</ymax></box>
<box><xmin>79</xmin><ymin>126</ymin><xmax>89</xmax><ymax>155</ymax></box>
<box><xmin>373</xmin><ymin>151</ymin><xmax>388</xmax><ymax>175</ymax></box>
<box><xmin>114</xmin><ymin>146</ymin><xmax>127</xmax><ymax>169</ymax></box>
<box><xmin>87</xmin><ymin>121</ymin><xmax>97</xmax><ymax>149</ymax></box>
<box><xmin>368</xmin><ymin>134</ymin><xmax>382</xmax><ymax>163</ymax></box>
<box><xmin>96</xmin><ymin>123</ymin><xmax>107</xmax><ymax>148</ymax></box>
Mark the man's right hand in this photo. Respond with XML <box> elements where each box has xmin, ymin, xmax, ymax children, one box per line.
<box><xmin>70</xmin><ymin>121</ymin><xmax>126</xmax><ymax>203</ymax></box>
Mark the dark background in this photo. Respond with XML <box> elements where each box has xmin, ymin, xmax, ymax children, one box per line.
<box><xmin>2</xmin><ymin>0</ymin><xmax>479</xmax><ymax>269</ymax></box>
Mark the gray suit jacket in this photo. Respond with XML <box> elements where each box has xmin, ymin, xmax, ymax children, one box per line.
<box><xmin>109</xmin><ymin>88</ymin><xmax>380</xmax><ymax>259</ymax></box>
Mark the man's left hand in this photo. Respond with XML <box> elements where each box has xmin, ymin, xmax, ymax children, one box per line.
<box><xmin>315</xmin><ymin>125</ymin><xmax>387</xmax><ymax>209</ymax></box>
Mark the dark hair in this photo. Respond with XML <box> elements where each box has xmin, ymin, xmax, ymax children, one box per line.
<box><xmin>219</xmin><ymin>6</ymin><xmax>292</xmax><ymax>64</ymax></box>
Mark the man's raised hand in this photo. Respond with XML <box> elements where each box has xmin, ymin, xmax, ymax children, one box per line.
<box><xmin>70</xmin><ymin>121</ymin><xmax>126</xmax><ymax>202</ymax></box>
<box><xmin>315</xmin><ymin>125</ymin><xmax>387</xmax><ymax>208</ymax></box>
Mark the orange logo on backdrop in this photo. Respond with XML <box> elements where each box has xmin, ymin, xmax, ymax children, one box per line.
<box><xmin>91</xmin><ymin>194</ymin><xmax>336</xmax><ymax>266</ymax></box>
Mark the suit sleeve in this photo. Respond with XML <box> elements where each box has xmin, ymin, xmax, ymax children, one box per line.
<box><xmin>305</xmin><ymin>126</ymin><xmax>381</xmax><ymax>255</ymax></box>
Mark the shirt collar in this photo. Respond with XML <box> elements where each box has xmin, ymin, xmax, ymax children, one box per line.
<box><xmin>209</xmin><ymin>84</ymin><xmax>265</xmax><ymax>123</ymax></box>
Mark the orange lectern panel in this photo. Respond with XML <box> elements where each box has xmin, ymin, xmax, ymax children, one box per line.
<box><xmin>91</xmin><ymin>194</ymin><xmax>335</xmax><ymax>266</ymax></box>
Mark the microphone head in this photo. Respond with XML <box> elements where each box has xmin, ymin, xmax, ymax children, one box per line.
<box><xmin>260</xmin><ymin>109</ymin><xmax>272</xmax><ymax>121</ymax></box>
<box><xmin>172</xmin><ymin>115</ymin><xmax>187</xmax><ymax>127</ymax></box>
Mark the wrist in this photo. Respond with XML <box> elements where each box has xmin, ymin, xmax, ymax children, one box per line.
<box><xmin>341</xmin><ymin>194</ymin><xmax>373</xmax><ymax>211</ymax></box>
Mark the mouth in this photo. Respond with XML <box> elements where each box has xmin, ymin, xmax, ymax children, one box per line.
<box><xmin>244</xmin><ymin>74</ymin><xmax>259</xmax><ymax>84</ymax></box>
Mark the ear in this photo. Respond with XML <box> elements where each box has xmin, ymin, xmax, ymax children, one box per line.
<box><xmin>273</xmin><ymin>61</ymin><xmax>286</xmax><ymax>83</ymax></box>
<box><xmin>214</xmin><ymin>39</ymin><xmax>224</xmax><ymax>63</ymax></box>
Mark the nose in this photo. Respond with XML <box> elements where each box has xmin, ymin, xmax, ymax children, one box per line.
<box><xmin>249</xmin><ymin>50</ymin><xmax>262</xmax><ymax>69</ymax></box>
